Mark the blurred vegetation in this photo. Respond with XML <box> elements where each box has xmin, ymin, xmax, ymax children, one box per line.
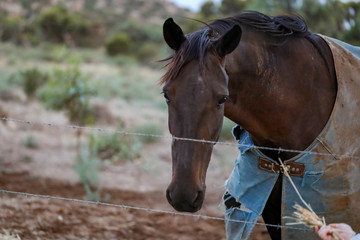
<box><xmin>105</xmin><ymin>32</ymin><xmax>133</xmax><ymax>56</ymax></box>
<box><xmin>196</xmin><ymin>0</ymin><xmax>360</xmax><ymax>45</ymax></box>
<box><xmin>1</xmin><ymin>0</ymin><xmax>358</xmax><ymax>59</ymax></box>
<box><xmin>22</xmin><ymin>135</ymin><xmax>39</xmax><ymax>149</ymax></box>
<box><xmin>37</xmin><ymin>5</ymin><xmax>91</xmax><ymax>44</ymax></box>
<box><xmin>87</xmin><ymin>133</ymin><xmax>142</xmax><ymax>163</ymax></box>
<box><xmin>219</xmin><ymin>118</ymin><xmax>236</xmax><ymax>141</ymax></box>
<box><xmin>132</xmin><ymin>123</ymin><xmax>164</xmax><ymax>144</ymax></box>
<box><xmin>20</xmin><ymin>68</ymin><xmax>49</xmax><ymax>99</ymax></box>
<box><xmin>37</xmin><ymin>66</ymin><xmax>94</xmax><ymax>125</ymax></box>
<box><xmin>0</xmin><ymin>2</ymin><xmax>168</xmax><ymax>61</ymax></box>
<box><xmin>75</xmin><ymin>150</ymin><xmax>101</xmax><ymax>201</ymax></box>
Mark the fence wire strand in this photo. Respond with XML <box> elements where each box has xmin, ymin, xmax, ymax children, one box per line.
<box><xmin>0</xmin><ymin>117</ymin><xmax>355</xmax><ymax>233</ymax></box>
<box><xmin>0</xmin><ymin>189</ymin><xmax>311</xmax><ymax>232</ymax></box>
<box><xmin>1</xmin><ymin>117</ymin><xmax>360</xmax><ymax>160</ymax></box>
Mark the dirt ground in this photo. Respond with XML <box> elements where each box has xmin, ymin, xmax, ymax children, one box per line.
<box><xmin>0</xmin><ymin>98</ymin><xmax>271</xmax><ymax>240</ymax></box>
<box><xmin>0</xmin><ymin>171</ymin><xmax>270</xmax><ymax>240</ymax></box>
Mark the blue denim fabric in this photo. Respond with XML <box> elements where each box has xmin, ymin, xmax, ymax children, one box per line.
<box><xmin>225</xmin><ymin>126</ymin><xmax>327</xmax><ymax>239</ymax></box>
<box><xmin>225</xmin><ymin>126</ymin><xmax>279</xmax><ymax>239</ymax></box>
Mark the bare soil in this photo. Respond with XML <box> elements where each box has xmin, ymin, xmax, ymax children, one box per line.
<box><xmin>0</xmin><ymin>99</ymin><xmax>271</xmax><ymax>240</ymax></box>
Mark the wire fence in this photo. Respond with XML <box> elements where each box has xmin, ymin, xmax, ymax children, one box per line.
<box><xmin>2</xmin><ymin>117</ymin><xmax>360</xmax><ymax>160</ymax></box>
<box><xmin>0</xmin><ymin>189</ymin><xmax>311</xmax><ymax>232</ymax></box>
<box><xmin>0</xmin><ymin>116</ymin><xmax>356</xmax><ymax>233</ymax></box>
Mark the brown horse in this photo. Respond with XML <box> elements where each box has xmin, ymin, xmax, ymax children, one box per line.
<box><xmin>161</xmin><ymin>12</ymin><xmax>337</xmax><ymax>239</ymax></box>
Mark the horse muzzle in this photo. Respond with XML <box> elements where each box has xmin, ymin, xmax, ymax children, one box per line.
<box><xmin>166</xmin><ymin>184</ymin><xmax>206</xmax><ymax>212</ymax></box>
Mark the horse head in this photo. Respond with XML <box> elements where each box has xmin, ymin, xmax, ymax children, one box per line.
<box><xmin>162</xmin><ymin>18</ymin><xmax>241</xmax><ymax>212</ymax></box>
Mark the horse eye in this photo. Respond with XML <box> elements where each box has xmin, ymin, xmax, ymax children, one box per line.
<box><xmin>218</xmin><ymin>96</ymin><xmax>228</xmax><ymax>106</ymax></box>
<box><xmin>162</xmin><ymin>91</ymin><xmax>170</xmax><ymax>103</ymax></box>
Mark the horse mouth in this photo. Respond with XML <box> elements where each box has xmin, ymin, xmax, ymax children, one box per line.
<box><xmin>166</xmin><ymin>189</ymin><xmax>204</xmax><ymax>213</ymax></box>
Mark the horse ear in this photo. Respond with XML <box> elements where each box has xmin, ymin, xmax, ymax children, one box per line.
<box><xmin>214</xmin><ymin>25</ymin><xmax>242</xmax><ymax>58</ymax></box>
<box><xmin>163</xmin><ymin>18</ymin><xmax>186</xmax><ymax>51</ymax></box>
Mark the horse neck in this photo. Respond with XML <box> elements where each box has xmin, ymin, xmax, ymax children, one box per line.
<box><xmin>224</xmin><ymin>31</ymin><xmax>336</xmax><ymax>159</ymax></box>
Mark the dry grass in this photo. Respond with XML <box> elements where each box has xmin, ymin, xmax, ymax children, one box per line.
<box><xmin>0</xmin><ymin>230</ymin><xmax>21</xmax><ymax>240</ymax></box>
<box><xmin>278</xmin><ymin>158</ymin><xmax>348</xmax><ymax>240</ymax></box>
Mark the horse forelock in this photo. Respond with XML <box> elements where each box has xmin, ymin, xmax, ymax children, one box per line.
<box><xmin>160</xmin><ymin>27</ymin><xmax>220</xmax><ymax>85</ymax></box>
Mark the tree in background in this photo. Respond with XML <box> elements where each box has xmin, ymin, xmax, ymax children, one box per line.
<box><xmin>198</xmin><ymin>0</ymin><xmax>360</xmax><ymax>45</ymax></box>
<box><xmin>219</xmin><ymin>0</ymin><xmax>250</xmax><ymax>15</ymax></box>
<box><xmin>200</xmin><ymin>1</ymin><xmax>218</xmax><ymax>18</ymax></box>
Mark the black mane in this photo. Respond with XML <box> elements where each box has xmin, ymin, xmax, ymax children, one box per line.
<box><xmin>161</xmin><ymin>11</ymin><xmax>311</xmax><ymax>84</ymax></box>
<box><xmin>210</xmin><ymin>11</ymin><xmax>309</xmax><ymax>37</ymax></box>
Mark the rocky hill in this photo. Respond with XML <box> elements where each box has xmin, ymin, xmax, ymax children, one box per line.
<box><xmin>0</xmin><ymin>0</ymin><xmax>193</xmax><ymax>25</ymax></box>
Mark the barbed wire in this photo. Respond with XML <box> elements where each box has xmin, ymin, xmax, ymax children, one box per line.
<box><xmin>0</xmin><ymin>117</ymin><xmax>351</xmax><ymax>232</ymax></box>
<box><xmin>0</xmin><ymin>189</ymin><xmax>311</xmax><ymax>232</ymax></box>
<box><xmin>1</xmin><ymin>117</ymin><xmax>360</xmax><ymax>160</ymax></box>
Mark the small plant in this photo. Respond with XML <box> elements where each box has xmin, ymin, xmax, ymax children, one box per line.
<box><xmin>1</xmin><ymin>16</ymin><xmax>23</xmax><ymax>42</ymax></box>
<box><xmin>88</xmin><ymin>133</ymin><xmax>141</xmax><ymax>163</ymax></box>
<box><xmin>37</xmin><ymin>5</ymin><xmax>90</xmax><ymax>43</ymax></box>
<box><xmin>136</xmin><ymin>42</ymin><xmax>159</xmax><ymax>63</ymax></box>
<box><xmin>38</xmin><ymin>67</ymin><xmax>94</xmax><ymax>125</ymax></box>
<box><xmin>75</xmin><ymin>150</ymin><xmax>101</xmax><ymax>201</ymax></box>
<box><xmin>20</xmin><ymin>68</ymin><xmax>49</xmax><ymax>99</ymax></box>
<box><xmin>51</xmin><ymin>44</ymin><xmax>70</xmax><ymax>62</ymax></box>
<box><xmin>0</xmin><ymin>106</ymin><xmax>8</xmax><ymax>118</ymax></box>
<box><xmin>0</xmin><ymin>229</ymin><xmax>21</xmax><ymax>240</ymax></box>
<box><xmin>20</xmin><ymin>154</ymin><xmax>33</xmax><ymax>163</ymax></box>
<box><xmin>22</xmin><ymin>135</ymin><xmax>39</xmax><ymax>149</ymax></box>
<box><xmin>219</xmin><ymin>118</ymin><xmax>236</xmax><ymax>141</ymax></box>
<box><xmin>105</xmin><ymin>32</ymin><xmax>133</xmax><ymax>56</ymax></box>
<box><xmin>133</xmin><ymin>123</ymin><xmax>163</xmax><ymax>144</ymax></box>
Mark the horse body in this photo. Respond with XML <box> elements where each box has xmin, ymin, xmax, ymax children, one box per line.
<box><xmin>162</xmin><ymin>12</ymin><xmax>337</xmax><ymax>239</ymax></box>
<box><xmin>224</xmin><ymin>28</ymin><xmax>336</xmax><ymax>160</ymax></box>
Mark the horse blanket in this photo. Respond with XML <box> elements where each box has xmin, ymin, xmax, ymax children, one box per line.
<box><xmin>224</xmin><ymin>36</ymin><xmax>360</xmax><ymax>239</ymax></box>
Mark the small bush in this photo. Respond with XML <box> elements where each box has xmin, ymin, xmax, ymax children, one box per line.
<box><xmin>20</xmin><ymin>68</ymin><xmax>49</xmax><ymax>98</ymax></box>
<box><xmin>20</xmin><ymin>154</ymin><xmax>33</xmax><ymax>163</ymax></box>
<box><xmin>105</xmin><ymin>33</ymin><xmax>133</xmax><ymax>56</ymax></box>
<box><xmin>38</xmin><ymin>67</ymin><xmax>94</xmax><ymax>125</ymax></box>
<box><xmin>136</xmin><ymin>42</ymin><xmax>159</xmax><ymax>63</ymax></box>
<box><xmin>133</xmin><ymin>123</ymin><xmax>163</xmax><ymax>144</ymax></box>
<box><xmin>219</xmin><ymin>118</ymin><xmax>236</xmax><ymax>141</ymax></box>
<box><xmin>0</xmin><ymin>229</ymin><xmax>21</xmax><ymax>240</ymax></box>
<box><xmin>75</xmin><ymin>150</ymin><xmax>101</xmax><ymax>201</ymax></box>
<box><xmin>37</xmin><ymin>5</ymin><xmax>91</xmax><ymax>44</ymax></box>
<box><xmin>22</xmin><ymin>135</ymin><xmax>39</xmax><ymax>149</ymax></box>
<box><xmin>0</xmin><ymin>106</ymin><xmax>8</xmax><ymax>118</ymax></box>
<box><xmin>1</xmin><ymin>16</ymin><xmax>23</xmax><ymax>42</ymax></box>
<box><xmin>88</xmin><ymin>133</ymin><xmax>141</xmax><ymax>163</ymax></box>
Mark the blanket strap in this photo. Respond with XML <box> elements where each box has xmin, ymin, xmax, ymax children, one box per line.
<box><xmin>258</xmin><ymin>157</ymin><xmax>305</xmax><ymax>177</ymax></box>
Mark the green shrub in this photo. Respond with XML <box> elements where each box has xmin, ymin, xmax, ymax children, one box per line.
<box><xmin>0</xmin><ymin>106</ymin><xmax>8</xmax><ymax>118</ymax></box>
<box><xmin>136</xmin><ymin>42</ymin><xmax>159</xmax><ymax>63</ymax></box>
<box><xmin>88</xmin><ymin>133</ymin><xmax>141</xmax><ymax>163</ymax></box>
<box><xmin>21</xmin><ymin>21</ymin><xmax>42</xmax><ymax>46</ymax></box>
<box><xmin>105</xmin><ymin>33</ymin><xmax>133</xmax><ymax>56</ymax></box>
<box><xmin>38</xmin><ymin>67</ymin><xmax>94</xmax><ymax>125</ymax></box>
<box><xmin>132</xmin><ymin>123</ymin><xmax>163</xmax><ymax>144</ymax></box>
<box><xmin>37</xmin><ymin>5</ymin><xmax>90</xmax><ymax>44</ymax></box>
<box><xmin>75</xmin><ymin>150</ymin><xmax>101</xmax><ymax>201</ymax></box>
<box><xmin>1</xmin><ymin>16</ymin><xmax>23</xmax><ymax>42</ymax></box>
<box><xmin>219</xmin><ymin>118</ymin><xmax>236</xmax><ymax>141</ymax></box>
<box><xmin>20</xmin><ymin>68</ymin><xmax>49</xmax><ymax>98</ymax></box>
<box><xmin>112</xmin><ymin>20</ymin><xmax>163</xmax><ymax>46</ymax></box>
<box><xmin>22</xmin><ymin>135</ymin><xmax>39</xmax><ymax>149</ymax></box>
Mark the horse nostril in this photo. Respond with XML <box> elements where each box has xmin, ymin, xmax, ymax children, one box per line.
<box><xmin>193</xmin><ymin>190</ymin><xmax>204</xmax><ymax>207</ymax></box>
<box><xmin>166</xmin><ymin>189</ymin><xmax>173</xmax><ymax>204</ymax></box>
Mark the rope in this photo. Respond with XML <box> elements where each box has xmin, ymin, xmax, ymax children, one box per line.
<box><xmin>0</xmin><ymin>189</ymin><xmax>311</xmax><ymax>232</ymax></box>
<box><xmin>1</xmin><ymin>117</ymin><xmax>360</xmax><ymax>160</ymax></box>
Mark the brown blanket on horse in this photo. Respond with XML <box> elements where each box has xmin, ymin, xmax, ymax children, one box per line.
<box><xmin>224</xmin><ymin>36</ymin><xmax>360</xmax><ymax>239</ymax></box>
<box><xmin>305</xmin><ymin>35</ymin><xmax>360</xmax><ymax>232</ymax></box>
